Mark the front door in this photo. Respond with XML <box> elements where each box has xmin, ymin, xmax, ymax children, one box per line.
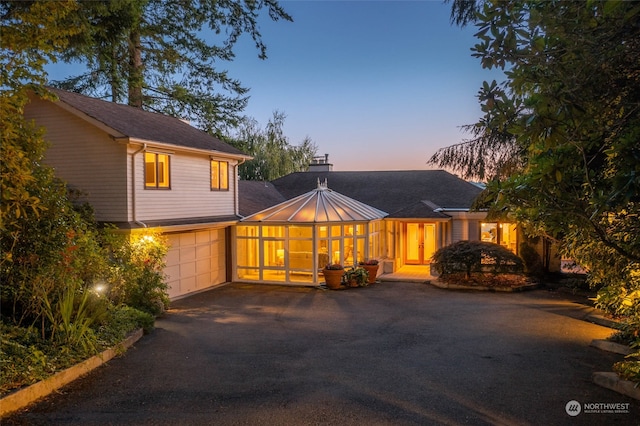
<box><xmin>405</xmin><ymin>223</ymin><xmax>436</xmax><ymax>264</ymax></box>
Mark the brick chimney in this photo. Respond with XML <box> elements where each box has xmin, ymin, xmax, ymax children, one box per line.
<box><xmin>308</xmin><ymin>154</ymin><xmax>333</xmax><ymax>172</ymax></box>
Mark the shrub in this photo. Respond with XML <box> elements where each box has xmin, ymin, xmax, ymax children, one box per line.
<box><xmin>103</xmin><ymin>229</ymin><xmax>170</xmax><ymax>316</ymax></box>
<box><xmin>431</xmin><ymin>240</ymin><xmax>524</xmax><ymax>279</ymax></box>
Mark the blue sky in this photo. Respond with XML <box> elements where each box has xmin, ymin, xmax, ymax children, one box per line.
<box><xmin>223</xmin><ymin>0</ymin><xmax>503</xmax><ymax>171</ymax></box>
<box><xmin>47</xmin><ymin>1</ymin><xmax>503</xmax><ymax>172</ymax></box>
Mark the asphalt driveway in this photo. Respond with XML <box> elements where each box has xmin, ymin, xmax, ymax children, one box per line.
<box><xmin>5</xmin><ymin>282</ymin><xmax>639</xmax><ymax>425</ymax></box>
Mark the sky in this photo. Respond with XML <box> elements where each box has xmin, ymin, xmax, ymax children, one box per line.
<box><xmin>222</xmin><ymin>0</ymin><xmax>505</xmax><ymax>171</ymax></box>
<box><xmin>47</xmin><ymin>0</ymin><xmax>504</xmax><ymax>172</ymax></box>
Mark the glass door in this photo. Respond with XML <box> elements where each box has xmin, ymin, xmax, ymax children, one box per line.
<box><xmin>405</xmin><ymin>223</ymin><xmax>436</xmax><ymax>264</ymax></box>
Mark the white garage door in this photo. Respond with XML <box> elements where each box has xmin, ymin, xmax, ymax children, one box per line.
<box><xmin>165</xmin><ymin>228</ymin><xmax>227</xmax><ymax>299</ymax></box>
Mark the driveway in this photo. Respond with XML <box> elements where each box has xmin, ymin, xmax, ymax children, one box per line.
<box><xmin>5</xmin><ymin>282</ymin><xmax>639</xmax><ymax>425</ymax></box>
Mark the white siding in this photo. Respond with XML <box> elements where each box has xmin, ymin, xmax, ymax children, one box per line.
<box><xmin>135</xmin><ymin>151</ymin><xmax>237</xmax><ymax>221</ymax></box>
<box><xmin>24</xmin><ymin>98</ymin><xmax>129</xmax><ymax>223</ymax></box>
<box><xmin>165</xmin><ymin>228</ymin><xmax>227</xmax><ymax>299</ymax></box>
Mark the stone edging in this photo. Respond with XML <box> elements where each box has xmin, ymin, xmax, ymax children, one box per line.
<box><xmin>592</xmin><ymin>372</ymin><xmax>640</xmax><ymax>401</ymax></box>
<box><xmin>0</xmin><ymin>328</ymin><xmax>143</xmax><ymax>418</ymax></box>
<box><xmin>430</xmin><ymin>279</ymin><xmax>539</xmax><ymax>292</ymax></box>
<box><xmin>590</xmin><ymin>339</ymin><xmax>634</xmax><ymax>356</ymax></box>
<box><xmin>590</xmin><ymin>338</ymin><xmax>639</xmax><ymax>401</ymax></box>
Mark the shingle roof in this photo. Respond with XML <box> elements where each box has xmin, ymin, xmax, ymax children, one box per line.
<box><xmin>271</xmin><ymin>170</ymin><xmax>482</xmax><ymax>216</ymax></box>
<box><xmin>46</xmin><ymin>87</ymin><xmax>246</xmax><ymax>157</ymax></box>
<box><xmin>238</xmin><ymin>181</ymin><xmax>287</xmax><ymax>217</ymax></box>
<box><xmin>241</xmin><ymin>180</ymin><xmax>387</xmax><ymax>223</ymax></box>
<box><xmin>388</xmin><ymin>201</ymin><xmax>451</xmax><ymax>219</ymax></box>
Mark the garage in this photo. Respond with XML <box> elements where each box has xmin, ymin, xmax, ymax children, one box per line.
<box><xmin>164</xmin><ymin>228</ymin><xmax>228</xmax><ymax>299</ymax></box>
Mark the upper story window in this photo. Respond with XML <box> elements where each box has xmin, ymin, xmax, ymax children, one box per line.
<box><xmin>211</xmin><ymin>160</ymin><xmax>229</xmax><ymax>191</ymax></box>
<box><xmin>145</xmin><ymin>152</ymin><xmax>170</xmax><ymax>189</ymax></box>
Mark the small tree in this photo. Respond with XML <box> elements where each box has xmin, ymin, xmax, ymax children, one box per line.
<box><xmin>226</xmin><ymin>111</ymin><xmax>317</xmax><ymax>181</ymax></box>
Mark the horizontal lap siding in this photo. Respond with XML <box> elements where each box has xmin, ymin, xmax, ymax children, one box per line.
<box><xmin>136</xmin><ymin>152</ymin><xmax>236</xmax><ymax>221</ymax></box>
<box><xmin>24</xmin><ymin>98</ymin><xmax>128</xmax><ymax>222</ymax></box>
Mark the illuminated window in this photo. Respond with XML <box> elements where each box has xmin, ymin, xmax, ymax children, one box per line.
<box><xmin>481</xmin><ymin>222</ymin><xmax>518</xmax><ymax>253</ymax></box>
<box><xmin>145</xmin><ymin>152</ymin><xmax>170</xmax><ymax>189</ymax></box>
<box><xmin>211</xmin><ymin>160</ymin><xmax>229</xmax><ymax>191</ymax></box>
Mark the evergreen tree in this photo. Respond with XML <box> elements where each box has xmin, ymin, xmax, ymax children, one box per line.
<box><xmin>42</xmin><ymin>0</ymin><xmax>293</xmax><ymax>135</ymax></box>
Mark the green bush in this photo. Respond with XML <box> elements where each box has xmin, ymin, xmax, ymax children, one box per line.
<box><xmin>103</xmin><ymin>230</ymin><xmax>170</xmax><ymax>316</ymax></box>
<box><xmin>431</xmin><ymin>240</ymin><xmax>524</xmax><ymax>279</ymax></box>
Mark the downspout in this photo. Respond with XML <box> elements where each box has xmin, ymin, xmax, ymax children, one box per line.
<box><xmin>234</xmin><ymin>158</ymin><xmax>246</xmax><ymax>217</ymax></box>
<box><xmin>131</xmin><ymin>143</ymin><xmax>147</xmax><ymax>228</ymax></box>
<box><xmin>229</xmin><ymin>158</ymin><xmax>246</xmax><ymax>284</ymax></box>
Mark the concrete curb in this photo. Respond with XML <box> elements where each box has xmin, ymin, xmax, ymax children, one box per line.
<box><xmin>430</xmin><ymin>279</ymin><xmax>539</xmax><ymax>293</ymax></box>
<box><xmin>592</xmin><ymin>372</ymin><xmax>640</xmax><ymax>401</ymax></box>
<box><xmin>0</xmin><ymin>328</ymin><xmax>143</xmax><ymax>418</ymax></box>
<box><xmin>587</xmin><ymin>314</ymin><xmax>621</xmax><ymax>329</ymax></box>
<box><xmin>590</xmin><ymin>339</ymin><xmax>634</xmax><ymax>355</ymax></box>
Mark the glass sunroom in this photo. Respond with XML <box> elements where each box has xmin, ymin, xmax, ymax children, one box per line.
<box><xmin>234</xmin><ymin>180</ymin><xmax>388</xmax><ymax>285</ymax></box>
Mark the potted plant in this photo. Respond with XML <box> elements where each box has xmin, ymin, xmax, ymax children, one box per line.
<box><xmin>358</xmin><ymin>259</ymin><xmax>379</xmax><ymax>284</ymax></box>
<box><xmin>322</xmin><ymin>263</ymin><xmax>344</xmax><ymax>289</ymax></box>
<box><xmin>345</xmin><ymin>267</ymin><xmax>369</xmax><ymax>287</ymax></box>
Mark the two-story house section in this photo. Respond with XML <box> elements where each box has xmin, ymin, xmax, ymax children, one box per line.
<box><xmin>24</xmin><ymin>87</ymin><xmax>251</xmax><ymax>299</ymax></box>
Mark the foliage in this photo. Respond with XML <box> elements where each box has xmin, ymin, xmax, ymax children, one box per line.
<box><xmin>435</xmin><ymin>1</ymin><xmax>640</xmax><ymax>333</ymax></box>
<box><xmin>445</xmin><ymin>0</ymin><xmax>484</xmax><ymax>27</ymax></box>
<box><xmin>0</xmin><ymin>305</ymin><xmax>151</xmax><ymax>395</ymax></box>
<box><xmin>518</xmin><ymin>241</ymin><xmax>544</xmax><ymax>277</ymax></box>
<box><xmin>1</xmin><ymin>0</ymin><xmax>82</xmax><ymax>239</ymax></box>
<box><xmin>613</xmin><ymin>352</ymin><xmax>640</xmax><ymax>385</ymax></box>
<box><xmin>25</xmin><ymin>0</ymin><xmax>293</xmax><ymax>135</ymax></box>
<box><xmin>97</xmin><ymin>305</ymin><xmax>155</xmax><ymax>344</ymax></box>
<box><xmin>324</xmin><ymin>263</ymin><xmax>344</xmax><ymax>271</ymax></box>
<box><xmin>359</xmin><ymin>259</ymin><xmax>379</xmax><ymax>266</ymax></box>
<box><xmin>345</xmin><ymin>267</ymin><xmax>369</xmax><ymax>287</ymax></box>
<box><xmin>41</xmin><ymin>281</ymin><xmax>106</xmax><ymax>355</ymax></box>
<box><xmin>0</xmin><ymin>175</ymin><xmax>108</xmax><ymax>330</ymax></box>
<box><xmin>225</xmin><ymin>111</ymin><xmax>318</xmax><ymax>180</ymax></box>
<box><xmin>103</xmin><ymin>229</ymin><xmax>170</xmax><ymax>317</ymax></box>
<box><xmin>1</xmin><ymin>0</ymin><xmax>169</xmax><ymax>395</ymax></box>
<box><xmin>431</xmin><ymin>240</ymin><xmax>524</xmax><ymax>279</ymax></box>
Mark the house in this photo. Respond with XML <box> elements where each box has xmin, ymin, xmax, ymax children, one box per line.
<box><xmin>25</xmin><ymin>88</ymin><xmax>541</xmax><ymax>296</ymax></box>
<box><xmin>24</xmin><ymin>88</ymin><xmax>250</xmax><ymax>299</ymax></box>
<box><xmin>235</xmin><ymin>169</ymin><xmax>522</xmax><ymax>285</ymax></box>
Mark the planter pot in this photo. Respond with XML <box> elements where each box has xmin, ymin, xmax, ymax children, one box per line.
<box><xmin>322</xmin><ymin>269</ymin><xmax>344</xmax><ymax>289</ymax></box>
<box><xmin>362</xmin><ymin>264</ymin><xmax>379</xmax><ymax>284</ymax></box>
<box><xmin>349</xmin><ymin>279</ymin><xmax>359</xmax><ymax>288</ymax></box>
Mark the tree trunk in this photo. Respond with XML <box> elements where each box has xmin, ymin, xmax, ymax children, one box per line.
<box><xmin>127</xmin><ymin>30</ymin><xmax>143</xmax><ymax>108</ymax></box>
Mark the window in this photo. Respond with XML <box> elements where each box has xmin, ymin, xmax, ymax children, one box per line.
<box><xmin>481</xmin><ymin>222</ymin><xmax>518</xmax><ymax>253</ymax></box>
<box><xmin>145</xmin><ymin>152</ymin><xmax>170</xmax><ymax>189</ymax></box>
<box><xmin>211</xmin><ymin>160</ymin><xmax>229</xmax><ymax>191</ymax></box>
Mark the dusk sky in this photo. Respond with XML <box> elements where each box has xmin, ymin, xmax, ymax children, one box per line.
<box><xmin>47</xmin><ymin>1</ymin><xmax>504</xmax><ymax>172</ymax></box>
<box><xmin>223</xmin><ymin>0</ymin><xmax>505</xmax><ymax>172</ymax></box>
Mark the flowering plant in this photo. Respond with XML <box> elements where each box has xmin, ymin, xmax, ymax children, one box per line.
<box><xmin>359</xmin><ymin>259</ymin><xmax>379</xmax><ymax>265</ymax></box>
<box><xmin>324</xmin><ymin>263</ymin><xmax>344</xmax><ymax>270</ymax></box>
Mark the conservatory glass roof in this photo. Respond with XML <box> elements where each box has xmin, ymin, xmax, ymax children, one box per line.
<box><xmin>241</xmin><ymin>180</ymin><xmax>388</xmax><ymax>223</ymax></box>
